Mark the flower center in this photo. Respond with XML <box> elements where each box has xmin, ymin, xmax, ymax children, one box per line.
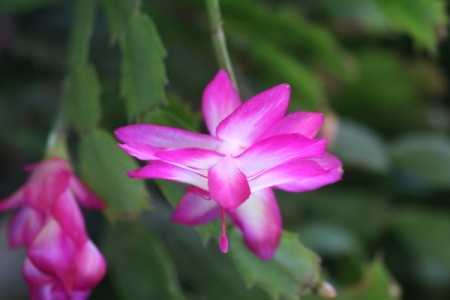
<box><xmin>216</xmin><ymin>141</ymin><xmax>246</xmax><ymax>156</ymax></box>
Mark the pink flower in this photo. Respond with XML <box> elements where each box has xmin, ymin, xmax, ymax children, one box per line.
<box><xmin>0</xmin><ymin>158</ymin><xmax>106</xmax><ymax>300</ymax></box>
<box><xmin>115</xmin><ymin>70</ymin><xmax>343</xmax><ymax>259</ymax></box>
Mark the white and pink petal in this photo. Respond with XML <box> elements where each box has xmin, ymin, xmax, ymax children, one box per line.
<box><xmin>128</xmin><ymin>161</ymin><xmax>208</xmax><ymax>191</ymax></box>
<box><xmin>202</xmin><ymin>70</ymin><xmax>241</xmax><ymax>135</ymax></box>
<box><xmin>117</xmin><ymin>142</ymin><xmax>159</xmax><ymax>161</ymax></box>
<box><xmin>216</xmin><ymin>84</ymin><xmax>291</xmax><ymax>146</ymax></box>
<box><xmin>249</xmin><ymin>160</ymin><xmax>328</xmax><ymax>192</ymax></box>
<box><xmin>155</xmin><ymin>148</ymin><xmax>224</xmax><ymax>170</ymax></box>
<box><xmin>208</xmin><ymin>156</ymin><xmax>250</xmax><ymax>211</ymax></box>
<box><xmin>228</xmin><ymin>188</ymin><xmax>282</xmax><ymax>260</ymax></box>
<box><xmin>115</xmin><ymin>124</ymin><xmax>221</xmax><ymax>151</ymax></box>
<box><xmin>261</xmin><ymin>112</ymin><xmax>324</xmax><ymax>139</ymax></box>
<box><xmin>171</xmin><ymin>191</ymin><xmax>221</xmax><ymax>225</ymax></box>
<box><xmin>276</xmin><ymin>154</ymin><xmax>343</xmax><ymax>192</ymax></box>
<box><xmin>236</xmin><ymin>134</ymin><xmax>326</xmax><ymax>176</ymax></box>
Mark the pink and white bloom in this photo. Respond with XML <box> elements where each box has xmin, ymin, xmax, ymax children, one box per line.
<box><xmin>0</xmin><ymin>158</ymin><xmax>106</xmax><ymax>300</ymax></box>
<box><xmin>115</xmin><ymin>70</ymin><xmax>343</xmax><ymax>260</ymax></box>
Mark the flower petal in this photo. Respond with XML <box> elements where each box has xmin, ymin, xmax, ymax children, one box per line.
<box><xmin>51</xmin><ymin>191</ymin><xmax>88</xmax><ymax>245</ymax></box>
<box><xmin>276</xmin><ymin>154</ymin><xmax>343</xmax><ymax>192</ymax></box>
<box><xmin>0</xmin><ymin>188</ymin><xmax>24</xmax><ymax>211</ymax></box>
<box><xmin>249</xmin><ymin>160</ymin><xmax>328</xmax><ymax>191</ymax></box>
<box><xmin>74</xmin><ymin>241</ymin><xmax>106</xmax><ymax>290</ymax></box>
<box><xmin>156</xmin><ymin>148</ymin><xmax>224</xmax><ymax>170</ymax></box>
<box><xmin>24</xmin><ymin>160</ymin><xmax>71</xmax><ymax>212</ymax></box>
<box><xmin>69</xmin><ymin>177</ymin><xmax>106</xmax><ymax>210</ymax></box>
<box><xmin>28</xmin><ymin>218</ymin><xmax>78</xmax><ymax>290</ymax></box>
<box><xmin>208</xmin><ymin>156</ymin><xmax>250</xmax><ymax>211</ymax></box>
<box><xmin>128</xmin><ymin>161</ymin><xmax>208</xmax><ymax>190</ymax></box>
<box><xmin>115</xmin><ymin>124</ymin><xmax>221</xmax><ymax>150</ymax></box>
<box><xmin>23</xmin><ymin>258</ymin><xmax>53</xmax><ymax>287</ymax></box>
<box><xmin>202</xmin><ymin>70</ymin><xmax>241</xmax><ymax>135</ymax></box>
<box><xmin>261</xmin><ymin>112</ymin><xmax>324</xmax><ymax>139</ymax></box>
<box><xmin>8</xmin><ymin>206</ymin><xmax>45</xmax><ymax>248</ymax></box>
<box><xmin>118</xmin><ymin>142</ymin><xmax>159</xmax><ymax>160</ymax></box>
<box><xmin>236</xmin><ymin>134</ymin><xmax>326</xmax><ymax>176</ymax></box>
<box><xmin>171</xmin><ymin>190</ymin><xmax>221</xmax><ymax>225</ymax></box>
<box><xmin>228</xmin><ymin>188</ymin><xmax>282</xmax><ymax>260</ymax></box>
<box><xmin>216</xmin><ymin>84</ymin><xmax>291</xmax><ymax>146</ymax></box>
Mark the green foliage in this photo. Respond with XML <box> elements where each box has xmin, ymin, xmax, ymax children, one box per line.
<box><xmin>102</xmin><ymin>221</ymin><xmax>185</xmax><ymax>300</ymax></box>
<box><xmin>295</xmin><ymin>189</ymin><xmax>389</xmax><ymax>239</ymax></box>
<box><xmin>1</xmin><ymin>0</ymin><xmax>450</xmax><ymax>299</ymax></box>
<box><xmin>230</xmin><ymin>230</ymin><xmax>321</xmax><ymax>300</ymax></box>
<box><xmin>0</xmin><ymin>0</ymin><xmax>58</xmax><ymax>13</ymax></box>
<box><xmin>143</xmin><ymin>95</ymin><xmax>202</xmax><ymax>131</ymax></box>
<box><xmin>248</xmin><ymin>40</ymin><xmax>324</xmax><ymax>111</ymax></box>
<box><xmin>392</xmin><ymin>209</ymin><xmax>450</xmax><ymax>275</ymax></box>
<box><xmin>222</xmin><ymin>0</ymin><xmax>348</xmax><ymax>77</ymax></box>
<box><xmin>333</xmin><ymin>50</ymin><xmax>424</xmax><ymax>134</ymax></box>
<box><xmin>79</xmin><ymin>129</ymin><xmax>150</xmax><ymax>220</ymax></box>
<box><xmin>64</xmin><ymin>64</ymin><xmax>101</xmax><ymax>134</ymax></box>
<box><xmin>121</xmin><ymin>13</ymin><xmax>167</xmax><ymax>121</ymax></box>
<box><xmin>102</xmin><ymin>0</ymin><xmax>140</xmax><ymax>42</ymax></box>
<box><xmin>221</xmin><ymin>0</ymin><xmax>348</xmax><ymax>110</ymax></box>
<box><xmin>390</xmin><ymin>133</ymin><xmax>450</xmax><ymax>189</ymax></box>
<box><xmin>335</xmin><ymin>261</ymin><xmax>399</xmax><ymax>300</ymax></box>
<box><xmin>67</xmin><ymin>0</ymin><xmax>97</xmax><ymax>69</ymax></box>
<box><xmin>305</xmin><ymin>261</ymin><xmax>399</xmax><ymax>300</ymax></box>
<box><xmin>376</xmin><ymin>0</ymin><xmax>447</xmax><ymax>53</ymax></box>
<box><xmin>333</xmin><ymin>120</ymin><xmax>390</xmax><ymax>174</ymax></box>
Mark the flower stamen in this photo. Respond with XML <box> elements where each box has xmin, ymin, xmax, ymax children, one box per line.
<box><xmin>219</xmin><ymin>207</ymin><xmax>228</xmax><ymax>253</ymax></box>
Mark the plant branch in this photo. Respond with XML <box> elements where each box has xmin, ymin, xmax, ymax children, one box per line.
<box><xmin>205</xmin><ymin>0</ymin><xmax>238</xmax><ymax>89</ymax></box>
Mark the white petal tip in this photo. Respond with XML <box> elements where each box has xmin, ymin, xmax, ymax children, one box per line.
<box><xmin>318</xmin><ymin>281</ymin><xmax>337</xmax><ymax>298</ymax></box>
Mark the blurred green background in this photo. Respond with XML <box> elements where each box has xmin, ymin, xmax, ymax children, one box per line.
<box><xmin>0</xmin><ymin>0</ymin><xmax>449</xmax><ymax>299</ymax></box>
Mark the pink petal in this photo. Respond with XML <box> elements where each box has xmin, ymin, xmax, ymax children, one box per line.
<box><xmin>202</xmin><ymin>70</ymin><xmax>241</xmax><ymax>135</ymax></box>
<box><xmin>67</xmin><ymin>290</ymin><xmax>91</xmax><ymax>300</ymax></box>
<box><xmin>277</xmin><ymin>154</ymin><xmax>343</xmax><ymax>192</ymax></box>
<box><xmin>37</xmin><ymin>285</ymin><xmax>89</xmax><ymax>300</ymax></box>
<box><xmin>261</xmin><ymin>112</ymin><xmax>324</xmax><ymax>139</ymax></box>
<box><xmin>155</xmin><ymin>148</ymin><xmax>224</xmax><ymax>170</ymax></box>
<box><xmin>171</xmin><ymin>191</ymin><xmax>220</xmax><ymax>225</ymax></box>
<box><xmin>216</xmin><ymin>84</ymin><xmax>291</xmax><ymax>146</ymax></box>
<box><xmin>235</xmin><ymin>134</ymin><xmax>326</xmax><ymax>176</ymax></box>
<box><xmin>117</xmin><ymin>142</ymin><xmax>159</xmax><ymax>160</ymax></box>
<box><xmin>128</xmin><ymin>161</ymin><xmax>208</xmax><ymax>190</ymax></box>
<box><xmin>0</xmin><ymin>188</ymin><xmax>24</xmax><ymax>211</ymax></box>
<box><xmin>51</xmin><ymin>192</ymin><xmax>88</xmax><ymax>245</ymax></box>
<box><xmin>249</xmin><ymin>160</ymin><xmax>328</xmax><ymax>191</ymax></box>
<box><xmin>115</xmin><ymin>124</ymin><xmax>221</xmax><ymax>150</ymax></box>
<box><xmin>28</xmin><ymin>218</ymin><xmax>78</xmax><ymax>290</ymax></box>
<box><xmin>208</xmin><ymin>156</ymin><xmax>250</xmax><ymax>211</ymax></box>
<box><xmin>23</xmin><ymin>258</ymin><xmax>53</xmax><ymax>287</ymax></box>
<box><xmin>24</xmin><ymin>160</ymin><xmax>71</xmax><ymax>212</ymax></box>
<box><xmin>74</xmin><ymin>241</ymin><xmax>106</xmax><ymax>290</ymax></box>
<box><xmin>69</xmin><ymin>177</ymin><xmax>105</xmax><ymax>210</ymax></box>
<box><xmin>28</xmin><ymin>286</ymin><xmax>54</xmax><ymax>300</ymax></box>
<box><xmin>228</xmin><ymin>188</ymin><xmax>282</xmax><ymax>260</ymax></box>
<box><xmin>8</xmin><ymin>206</ymin><xmax>45</xmax><ymax>248</ymax></box>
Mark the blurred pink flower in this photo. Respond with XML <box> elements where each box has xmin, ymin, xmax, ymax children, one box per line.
<box><xmin>115</xmin><ymin>70</ymin><xmax>343</xmax><ymax>259</ymax></box>
<box><xmin>0</xmin><ymin>158</ymin><xmax>106</xmax><ymax>300</ymax></box>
